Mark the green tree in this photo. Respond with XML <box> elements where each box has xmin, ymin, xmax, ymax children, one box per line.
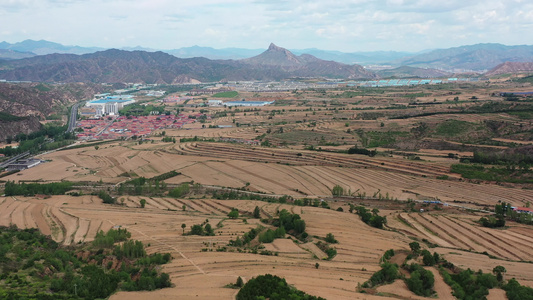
<box><xmin>325</xmin><ymin>233</ymin><xmax>338</xmax><ymax>244</ymax></box>
<box><xmin>140</xmin><ymin>199</ymin><xmax>146</xmax><ymax>208</ymax></box>
<box><xmin>493</xmin><ymin>265</ymin><xmax>506</xmax><ymax>282</ymax></box>
<box><xmin>236</xmin><ymin>276</ymin><xmax>244</xmax><ymax>288</ymax></box>
<box><xmin>332</xmin><ymin>185</ymin><xmax>344</xmax><ymax>196</ymax></box>
<box><xmin>422</xmin><ymin>250</ymin><xmax>435</xmax><ymax>266</ymax></box>
<box><xmin>253</xmin><ymin>206</ymin><xmax>261</xmax><ymax>218</ymax></box>
<box><xmin>228</xmin><ymin>209</ymin><xmax>239</xmax><ymax>219</ymax></box>
<box><xmin>406</xmin><ymin>265</ymin><xmax>435</xmax><ymax>297</ymax></box>
<box><xmin>409</xmin><ymin>242</ymin><xmax>421</xmax><ymax>254</ymax></box>
<box><xmin>181</xmin><ymin>223</ymin><xmax>186</xmax><ymax>234</ymax></box>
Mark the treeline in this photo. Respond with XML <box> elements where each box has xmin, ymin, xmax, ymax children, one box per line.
<box><xmin>236</xmin><ymin>274</ymin><xmax>325</xmax><ymax>300</ymax></box>
<box><xmin>117</xmin><ymin>171</ymin><xmax>180</xmax><ymax>196</ymax></box>
<box><xmin>479</xmin><ymin>202</ymin><xmax>507</xmax><ymax>228</ymax></box>
<box><xmin>168</xmin><ymin>183</ymin><xmax>190</xmax><ymax>198</ymax></box>
<box><xmin>4</xmin><ymin>181</ymin><xmax>74</xmax><ymax>196</ymax></box>
<box><xmin>119</xmin><ymin>104</ymin><xmax>164</xmax><ymax>116</ymax></box>
<box><xmin>1</xmin><ymin>124</ymin><xmax>75</xmax><ymax>157</ymax></box>
<box><xmin>93</xmin><ymin>228</ymin><xmax>131</xmax><ymax>248</ymax></box>
<box><xmin>471</xmin><ymin>151</ymin><xmax>533</xmax><ymax>166</ymax></box>
<box><xmin>481</xmin><ymin>202</ymin><xmax>533</xmax><ymax>227</ymax></box>
<box><xmin>451</xmin><ymin>164</ymin><xmax>533</xmax><ymax>184</ymax></box>
<box><xmin>304</xmin><ymin>145</ymin><xmax>377</xmax><ymax>157</ymax></box>
<box><xmin>0</xmin><ymin>226</ymin><xmax>171</xmax><ymax>299</ymax></box>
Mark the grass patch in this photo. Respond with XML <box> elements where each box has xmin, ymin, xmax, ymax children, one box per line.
<box><xmin>361</xmin><ymin>131</ymin><xmax>409</xmax><ymax>148</ymax></box>
<box><xmin>212</xmin><ymin>91</ymin><xmax>238</xmax><ymax>98</ymax></box>
<box><xmin>435</xmin><ymin>120</ymin><xmax>473</xmax><ymax>137</ymax></box>
<box><xmin>451</xmin><ymin>163</ymin><xmax>533</xmax><ymax>183</ymax></box>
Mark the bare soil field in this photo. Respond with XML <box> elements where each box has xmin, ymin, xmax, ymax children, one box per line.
<box><xmin>8</xmin><ymin>140</ymin><xmax>529</xmax><ymax>210</ymax></box>
<box><xmin>388</xmin><ymin>212</ymin><xmax>533</xmax><ymax>261</ymax></box>
<box><xmin>0</xmin><ymin>195</ymin><xmax>420</xmax><ymax>299</ymax></box>
<box><xmin>3</xmin><ymin>192</ymin><xmax>532</xmax><ymax>299</ymax></box>
<box><xmin>4</xmin><ymin>82</ymin><xmax>533</xmax><ymax>299</ymax></box>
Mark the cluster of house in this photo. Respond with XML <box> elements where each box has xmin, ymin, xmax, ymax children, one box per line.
<box><xmin>76</xmin><ymin>114</ymin><xmax>197</xmax><ymax>140</ymax></box>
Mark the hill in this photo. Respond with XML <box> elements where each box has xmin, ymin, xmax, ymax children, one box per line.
<box><xmin>0</xmin><ymin>82</ymin><xmax>105</xmax><ymax>119</ymax></box>
<box><xmin>376</xmin><ymin>66</ymin><xmax>451</xmax><ymax>78</ymax></box>
<box><xmin>396</xmin><ymin>43</ymin><xmax>533</xmax><ymax>72</ymax></box>
<box><xmin>0</xmin><ymin>45</ymin><xmax>376</xmax><ymax>83</ymax></box>
<box><xmin>242</xmin><ymin>43</ymin><xmax>376</xmax><ymax>79</ymax></box>
<box><xmin>0</xmin><ymin>39</ymin><xmax>104</xmax><ymax>55</ymax></box>
<box><xmin>0</xmin><ymin>49</ymin><xmax>36</xmax><ymax>60</ymax></box>
<box><xmin>485</xmin><ymin>62</ymin><xmax>533</xmax><ymax>77</ymax></box>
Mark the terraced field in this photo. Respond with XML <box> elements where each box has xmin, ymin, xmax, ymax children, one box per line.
<box><xmin>389</xmin><ymin>212</ymin><xmax>533</xmax><ymax>261</ymax></box>
<box><xmin>3</xmin><ymin>192</ymin><xmax>532</xmax><ymax>299</ymax></box>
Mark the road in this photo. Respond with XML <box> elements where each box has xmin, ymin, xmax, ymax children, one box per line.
<box><xmin>67</xmin><ymin>102</ymin><xmax>83</xmax><ymax>132</ymax></box>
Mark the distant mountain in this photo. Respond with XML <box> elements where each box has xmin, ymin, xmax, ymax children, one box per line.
<box><xmin>0</xmin><ymin>45</ymin><xmax>376</xmax><ymax>83</ymax></box>
<box><xmin>0</xmin><ymin>49</ymin><xmax>36</xmax><ymax>60</ymax></box>
<box><xmin>0</xmin><ymin>39</ymin><xmax>104</xmax><ymax>55</ymax></box>
<box><xmin>166</xmin><ymin>46</ymin><xmax>263</xmax><ymax>60</ymax></box>
<box><xmin>242</xmin><ymin>43</ymin><xmax>376</xmax><ymax>79</ymax></box>
<box><xmin>290</xmin><ymin>49</ymin><xmax>412</xmax><ymax>65</ymax></box>
<box><xmin>396</xmin><ymin>43</ymin><xmax>533</xmax><ymax>72</ymax></box>
<box><xmin>376</xmin><ymin>66</ymin><xmax>451</xmax><ymax>78</ymax></box>
<box><xmin>485</xmin><ymin>62</ymin><xmax>533</xmax><ymax>77</ymax></box>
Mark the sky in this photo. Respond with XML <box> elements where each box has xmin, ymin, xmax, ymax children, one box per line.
<box><xmin>1</xmin><ymin>0</ymin><xmax>532</xmax><ymax>52</ymax></box>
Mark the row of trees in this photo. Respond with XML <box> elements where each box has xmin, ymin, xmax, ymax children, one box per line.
<box><xmin>4</xmin><ymin>181</ymin><xmax>74</xmax><ymax>196</ymax></box>
<box><xmin>1</xmin><ymin>124</ymin><xmax>74</xmax><ymax>156</ymax></box>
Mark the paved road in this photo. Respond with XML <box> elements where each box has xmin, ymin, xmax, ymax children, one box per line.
<box><xmin>67</xmin><ymin>102</ymin><xmax>83</xmax><ymax>132</ymax></box>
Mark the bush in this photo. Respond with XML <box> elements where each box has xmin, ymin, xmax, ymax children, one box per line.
<box><xmin>168</xmin><ymin>183</ymin><xmax>190</xmax><ymax>198</ymax></box>
<box><xmin>325</xmin><ymin>233</ymin><xmax>338</xmax><ymax>244</ymax></box>
<box><xmin>406</xmin><ymin>264</ymin><xmax>434</xmax><ymax>297</ymax></box>
<box><xmin>98</xmin><ymin>190</ymin><xmax>115</xmax><ymax>204</ymax></box>
<box><xmin>236</xmin><ymin>274</ymin><xmax>325</xmax><ymax>300</ymax></box>
<box><xmin>366</xmin><ymin>262</ymin><xmax>399</xmax><ymax>287</ymax></box>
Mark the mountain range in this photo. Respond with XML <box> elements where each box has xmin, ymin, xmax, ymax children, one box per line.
<box><xmin>1</xmin><ymin>40</ymin><xmax>533</xmax><ymax>84</ymax></box>
<box><xmin>0</xmin><ymin>44</ymin><xmax>376</xmax><ymax>83</ymax></box>
<box><xmin>2</xmin><ymin>40</ymin><xmax>533</xmax><ymax>72</ymax></box>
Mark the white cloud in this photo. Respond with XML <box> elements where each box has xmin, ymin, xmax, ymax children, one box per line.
<box><xmin>0</xmin><ymin>0</ymin><xmax>531</xmax><ymax>52</ymax></box>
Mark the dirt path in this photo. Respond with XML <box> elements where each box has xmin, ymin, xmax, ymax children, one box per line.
<box><xmin>300</xmin><ymin>242</ymin><xmax>327</xmax><ymax>259</ymax></box>
<box><xmin>425</xmin><ymin>266</ymin><xmax>454</xmax><ymax>299</ymax></box>
<box><xmin>487</xmin><ymin>288</ymin><xmax>508</xmax><ymax>300</ymax></box>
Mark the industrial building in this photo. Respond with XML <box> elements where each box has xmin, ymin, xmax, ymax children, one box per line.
<box><xmin>85</xmin><ymin>95</ymin><xmax>135</xmax><ymax>117</ymax></box>
<box><xmin>6</xmin><ymin>159</ymin><xmax>43</xmax><ymax>171</ymax></box>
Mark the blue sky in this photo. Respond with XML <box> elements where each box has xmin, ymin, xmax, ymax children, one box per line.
<box><xmin>1</xmin><ymin>0</ymin><xmax>532</xmax><ymax>52</ymax></box>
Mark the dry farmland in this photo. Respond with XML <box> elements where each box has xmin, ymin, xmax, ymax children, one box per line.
<box><xmin>3</xmin><ymin>81</ymin><xmax>533</xmax><ymax>299</ymax></box>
